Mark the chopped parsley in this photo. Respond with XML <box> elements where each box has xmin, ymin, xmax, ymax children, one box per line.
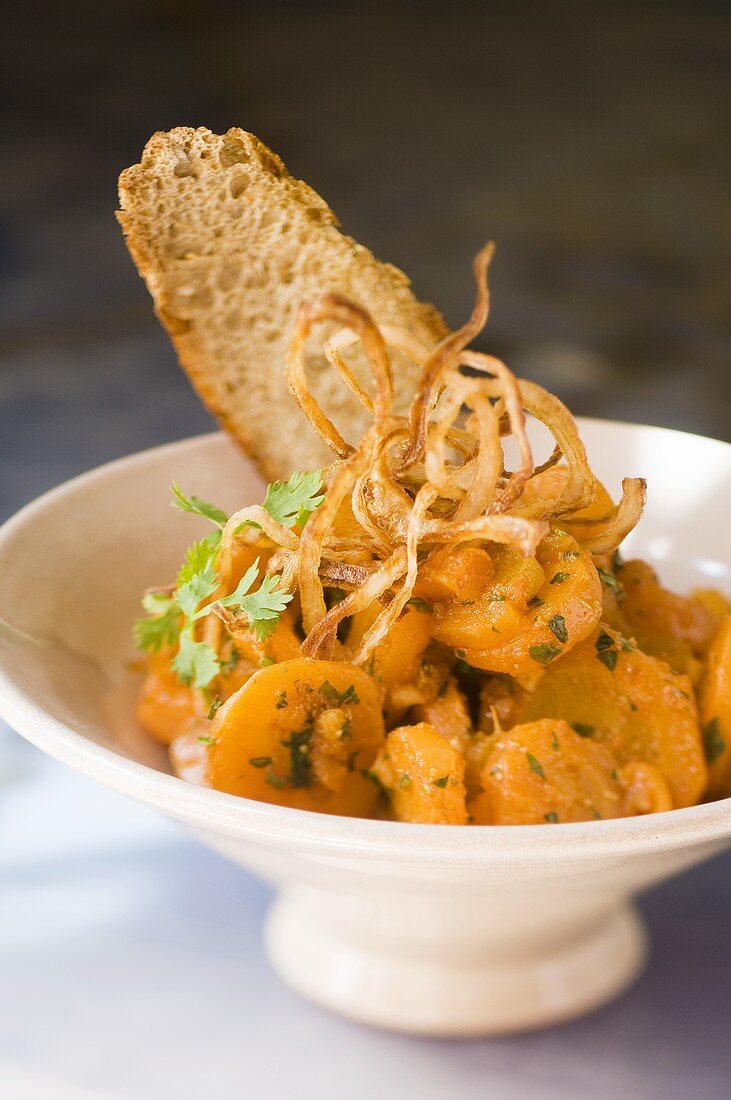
<box><xmin>571</xmin><ymin>723</ymin><xmax>595</xmax><ymax>738</ymax></box>
<box><xmin>703</xmin><ymin>717</ymin><xmax>725</xmax><ymax>764</ymax></box>
<box><xmin>399</xmin><ymin>772</ymin><xmax>412</xmax><ymax>790</ymax></box>
<box><xmin>407</xmin><ymin>597</ymin><xmax>434</xmax><ymax>613</ymax></box>
<box><xmin>197</xmin><ymin>734</ymin><xmax>216</xmax><ymax>745</ymax></box>
<box><xmin>526</xmin><ymin>753</ymin><xmax>545</xmax><ymax>779</ymax></box>
<box><xmin>433</xmin><ymin>775</ymin><xmax>450</xmax><ymax>788</ymax></box>
<box><xmin>320</xmin><ymin>681</ymin><xmax>360</xmax><ymax>706</ymax></box>
<box><xmin>206</xmin><ymin>696</ymin><xmax>223</xmax><ymax>720</ymax></box>
<box><xmin>527</xmin><ymin>595</ymin><xmax>545</xmax><ymax>608</ymax></box>
<box><xmin>597</xmin><ymin>567</ymin><xmax>621</xmax><ymax>592</ymax></box>
<box><xmin>280</xmin><ymin>725</ymin><xmax>314</xmax><ymax>787</ymax></box>
<box><xmin>544</xmin><ymin>811</ymin><xmax>559</xmax><ymax>823</ymax></box>
<box><xmin>220</xmin><ymin>647</ymin><xmax>240</xmax><ymax>672</ymax></box>
<box><xmin>529</xmin><ymin>643</ymin><xmax>561</xmax><ymax>665</ymax></box>
<box><xmin>595</xmin><ymin>631</ymin><xmax>618</xmax><ymax>671</ymax></box>
<box><xmin>547</xmin><ymin>613</ymin><xmax>568</xmax><ymax>644</ymax></box>
<box><xmin>275</xmin><ymin>690</ymin><xmax>288</xmax><ymax>709</ymax></box>
<box><xmin>550</xmin><ymin>572</ymin><xmax>570</xmax><ymax>585</ymax></box>
<box><xmin>249</xmin><ymin>756</ymin><xmax>273</xmax><ymax>768</ymax></box>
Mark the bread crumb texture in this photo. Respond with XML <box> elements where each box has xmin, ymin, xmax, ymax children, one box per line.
<box><xmin>118</xmin><ymin>127</ymin><xmax>447</xmax><ymax>480</ymax></box>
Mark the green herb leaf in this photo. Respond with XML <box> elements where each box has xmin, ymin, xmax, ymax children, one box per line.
<box><xmin>595</xmin><ymin>630</ymin><xmax>619</xmax><ymax>670</ymax></box>
<box><xmin>249</xmin><ymin>756</ymin><xmax>273</xmax><ymax>768</ymax></box>
<box><xmin>220</xmin><ymin>563</ymin><xmax>293</xmax><ymax>641</ymax></box>
<box><xmin>526</xmin><ymin>752</ymin><xmax>545</xmax><ymax>779</ymax></box>
<box><xmin>172</xmin><ymin>632</ymin><xmax>220</xmax><ymax>688</ymax></box>
<box><xmin>262</xmin><ymin>470</ymin><xmax>324</xmax><ymax>528</ymax></box>
<box><xmin>281</xmin><ymin>725</ymin><xmax>314</xmax><ymax>787</ymax></box>
<box><xmin>170</xmin><ymin>481</ymin><xmax>228</xmax><ymax>527</ymax></box>
<box><xmin>703</xmin><ymin>717</ymin><xmax>725</xmax><ymax>764</ymax></box>
<box><xmin>220</xmin><ymin>647</ymin><xmax>240</xmax><ymax>673</ymax></box>
<box><xmin>363</xmin><ymin>768</ymin><xmax>386</xmax><ymax>791</ymax></box>
<box><xmin>433</xmin><ymin>775</ymin><xmax>450</xmax><ymax>788</ymax></box>
<box><xmin>399</xmin><ymin>772</ymin><xmax>412</xmax><ymax>790</ymax></box>
<box><xmin>206</xmin><ymin>696</ymin><xmax>222</xmax><ymax>721</ymax></box>
<box><xmin>197</xmin><ymin>734</ymin><xmax>216</xmax><ymax>745</ymax></box>
<box><xmin>529</xmin><ymin>643</ymin><xmax>561</xmax><ymax>665</ymax></box>
<box><xmin>320</xmin><ymin>681</ymin><xmax>360</xmax><ymax>707</ymax></box>
<box><xmin>133</xmin><ymin>601</ymin><xmax>181</xmax><ymax>653</ymax></box>
<box><xmin>275</xmin><ymin>691</ymin><xmax>288</xmax><ymax>709</ymax></box>
<box><xmin>597</xmin><ymin>566</ymin><xmax>621</xmax><ymax>592</ymax></box>
<box><xmin>141</xmin><ymin>591</ymin><xmax>175</xmax><ymax>615</ymax></box>
<box><xmin>176</xmin><ymin>568</ymin><xmax>219</xmax><ymax>619</ymax></box>
<box><xmin>571</xmin><ymin>722</ymin><xmax>595</xmax><ymax>738</ymax></box>
<box><xmin>550</xmin><ymin>572</ymin><xmax>570</xmax><ymax>585</ymax></box>
<box><xmin>527</xmin><ymin>595</ymin><xmax>545</xmax><ymax>608</ymax></box>
<box><xmin>544</xmin><ymin>811</ymin><xmax>559</xmax><ymax>823</ymax></box>
<box><xmin>177</xmin><ymin>530</ymin><xmax>222</xmax><ymax>586</ymax></box>
<box><xmin>547</xmin><ymin>614</ymin><xmax>568</xmax><ymax>644</ymax></box>
<box><xmin>407</xmin><ymin>597</ymin><xmax>434</xmax><ymax>613</ymax></box>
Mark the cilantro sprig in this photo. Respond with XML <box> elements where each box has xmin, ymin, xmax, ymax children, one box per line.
<box><xmin>171</xmin><ymin>481</ymin><xmax>228</xmax><ymax>527</ymax></box>
<box><xmin>263</xmin><ymin>470</ymin><xmax>324</xmax><ymax>528</ymax></box>
<box><xmin>218</xmin><ymin>564</ymin><xmax>293</xmax><ymax>642</ymax></box>
<box><xmin>136</xmin><ymin>557</ymin><xmax>292</xmax><ymax>688</ymax></box>
<box><xmin>134</xmin><ymin>478</ymin><xmax>311</xmax><ymax>688</ymax></box>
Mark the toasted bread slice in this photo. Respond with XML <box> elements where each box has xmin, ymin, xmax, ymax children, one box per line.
<box><xmin>117</xmin><ymin>127</ymin><xmax>448</xmax><ymax>481</ymax></box>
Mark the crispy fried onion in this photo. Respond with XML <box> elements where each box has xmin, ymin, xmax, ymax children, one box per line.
<box><xmin>209</xmin><ymin>245</ymin><xmax>645</xmax><ymax>666</ymax></box>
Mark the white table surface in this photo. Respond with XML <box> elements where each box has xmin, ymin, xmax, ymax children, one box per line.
<box><xmin>1</xmin><ymin>728</ymin><xmax>730</xmax><ymax>1100</ymax></box>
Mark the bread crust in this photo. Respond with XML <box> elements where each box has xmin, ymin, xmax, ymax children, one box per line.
<box><xmin>117</xmin><ymin>127</ymin><xmax>448</xmax><ymax>480</ymax></box>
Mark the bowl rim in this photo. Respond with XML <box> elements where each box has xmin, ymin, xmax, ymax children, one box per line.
<box><xmin>1</xmin><ymin>422</ymin><xmax>730</xmax><ymax>865</ymax></box>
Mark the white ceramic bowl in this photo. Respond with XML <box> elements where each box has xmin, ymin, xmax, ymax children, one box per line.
<box><xmin>1</xmin><ymin>421</ymin><xmax>730</xmax><ymax>1036</ymax></box>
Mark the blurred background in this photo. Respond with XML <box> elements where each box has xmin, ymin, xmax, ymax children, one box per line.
<box><xmin>1</xmin><ymin>3</ymin><xmax>730</xmax><ymax>1098</ymax></box>
<box><xmin>1</xmin><ymin>0</ymin><xmax>729</xmax><ymax>521</ymax></box>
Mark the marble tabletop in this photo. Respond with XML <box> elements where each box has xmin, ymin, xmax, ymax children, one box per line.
<box><xmin>2</xmin><ymin>2</ymin><xmax>730</xmax><ymax>1095</ymax></box>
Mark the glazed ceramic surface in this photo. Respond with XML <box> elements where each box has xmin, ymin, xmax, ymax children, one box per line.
<box><xmin>0</xmin><ymin>421</ymin><xmax>729</xmax><ymax>1035</ymax></box>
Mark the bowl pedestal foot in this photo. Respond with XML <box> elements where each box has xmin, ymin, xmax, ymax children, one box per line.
<box><xmin>264</xmin><ymin>885</ymin><xmax>646</xmax><ymax>1035</ymax></box>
